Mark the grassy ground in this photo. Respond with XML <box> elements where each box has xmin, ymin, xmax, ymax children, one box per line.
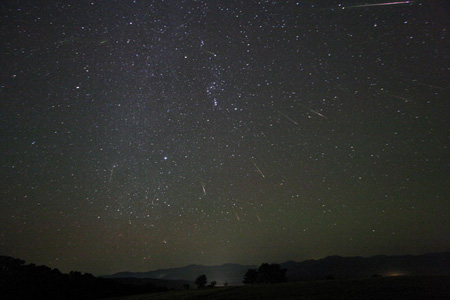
<box><xmin>104</xmin><ymin>276</ymin><xmax>450</xmax><ymax>300</ymax></box>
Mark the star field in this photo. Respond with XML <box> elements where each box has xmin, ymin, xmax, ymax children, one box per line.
<box><xmin>1</xmin><ymin>0</ymin><xmax>449</xmax><ymax>275</ymax></box>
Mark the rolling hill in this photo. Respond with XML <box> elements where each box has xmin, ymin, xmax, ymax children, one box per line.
<box><xmin>102</xmin><ymin>251</ymin><xmax>450</xmax><ymax>285</ymax></box>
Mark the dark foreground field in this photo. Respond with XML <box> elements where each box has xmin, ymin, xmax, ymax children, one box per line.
<box><xmin>105</xmin><ymin>276</ymin><xmax>450</xmax><ymax>300</ymax></box>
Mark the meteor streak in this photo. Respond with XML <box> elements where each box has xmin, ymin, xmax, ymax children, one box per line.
<box><xmin>252</xmin><ymin>160</ymin><xmax>265</xmax><ymax>178</ymax></box>
<box><xmin>201</xmin><ymin>181</ymin><xmax>207</xmax><ymax>196</ymax></box>
<box><xmin>296</xmin><ymin>103</ymin><xmax>328</xmax><ymax>119</ymax></box>
<box><xmin>387</xmin><ymin>93</ymin><xmax>414</xmax><ymax>103</ymax></box>
<box><xmin>204</xmin><ymin>50</ymin><xmax>217</xmax><ymax>57</ymax></box>
<box><xmin>412</xmin><ymin>81</ymin><xmax>447</xmax><ymax>90</ymax></box>
<box><xmin>347</xmin><ymin>1</ymin><xmax>413</xmax><ymax>8</ymax></box>
<box><xmin>308</xmin><ymin>108</ymin><xmax>328</xmax><ymax>119</ymax></box>
<box><xmin>277</xmin><ymin>110</ymin><xmax>298</xmax><ymax>125</ymax></box>
<box><xmin>108</xmin><ymin>165</ymin><xmax>117</xmax><ymax>183</ymax></box>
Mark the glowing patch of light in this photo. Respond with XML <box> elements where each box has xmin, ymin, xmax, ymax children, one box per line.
<box><xmin>386</xmin><ymin>271</ymin><xmax>407</xmax><ymax>277</ymax></box>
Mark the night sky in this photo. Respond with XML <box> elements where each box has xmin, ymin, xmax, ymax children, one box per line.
<box><xmin>1</xmin><ymin>0</ymin><xmax>449</xmax><ymax>276</ymax></box>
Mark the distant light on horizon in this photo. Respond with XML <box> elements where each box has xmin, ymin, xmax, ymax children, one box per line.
<box><xmin>386</xmin><ymin>271</ymin><xmax>407</xmax><ymax>277</ymax></box>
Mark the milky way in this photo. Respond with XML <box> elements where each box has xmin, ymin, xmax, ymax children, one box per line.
<box><xmin>1</xmin><ymin>0</ymin><xmax>449</xmax><ymax>275</ymax></box>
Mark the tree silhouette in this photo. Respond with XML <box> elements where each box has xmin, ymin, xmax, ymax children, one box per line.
<box><xmin>0</xmin><ymin>255</ymin><xmax>168</xmax><ymax>299</ymax></box>
<box><xmin>243</xmin><ymin>264</ymin><xmax>287</xmax><ymax>284</ymax></box>
<box><xmin>208</xmin><ymin>280</ymin><xmax>217</xmax><ymax>288</ymax></box>
<box><xmin>243</xmin><ymin>269</ymin><xmax>258</xmax><ymax>284</ymax></box>
<box><xmin>257</xmin><ymin>263</ymin><xmax>287</xmax><ymax>284</ymax></box>
<box><xmin>195</xmin><ymin>274</ymin><xmax>207</xmax><ymax>288</ymax></box>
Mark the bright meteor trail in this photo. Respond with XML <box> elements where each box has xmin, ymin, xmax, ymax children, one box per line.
<box><xmin>346</xmin><ymin>1</ymin><xmax>414</xmax><ymax>8</ymax></box>
<box><xmin>252</xmin><ymin>160</ymin><xmax>266</xmax><ymax>178</ymax></box>
<box><xmin>278</xmin><ymin>110</ymin><xmax>298</xmax><ymax>125</ymax></box>
<box><xmin>201</xmin><ymin>181</ymin><xmax>207</xmax><ymax>196</ymax></box>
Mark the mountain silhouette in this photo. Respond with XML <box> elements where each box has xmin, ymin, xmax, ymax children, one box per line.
<box><xmin>102</xmin><ymin>263</ymin><xmax>257</xmax><ymax>286</ymax></box>
<box><xmin>102</xmin><ymin>251</ymin><xmax>450</xmax><ymax>285</ymax></box>
<box><xmin>282</xmin><ymin>251</ymin><xmax>450</xmax><ymax>281</ymax></box>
